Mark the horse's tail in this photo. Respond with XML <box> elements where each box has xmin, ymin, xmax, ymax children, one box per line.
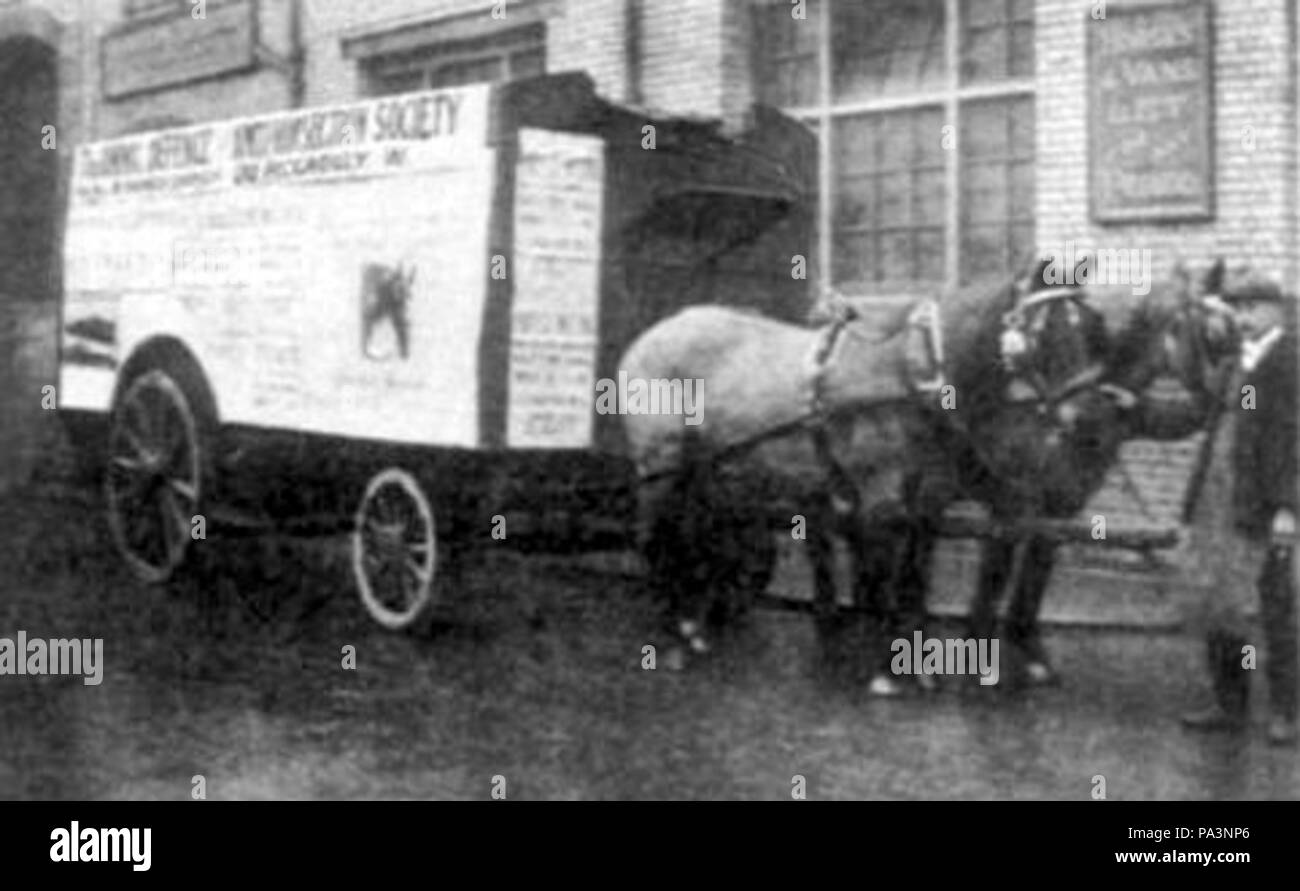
<box><xmin>616</xmin><ymin>320</ymin><xmax>689</xmax><ymax>478</ymax></box>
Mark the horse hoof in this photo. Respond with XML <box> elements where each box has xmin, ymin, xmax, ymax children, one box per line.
<box><xmin>662</xmin><ymin>646</ymin><xmax>688</xmax><ymax>672</ymax></box>
<box><xmin>688</xmin><ymin>635</ymin><xmax>711</xmax><ymax>656</ymax></box>
<box><xmin>1024</xmin><ymin>662</ymin><xmax>1057</xmax><ymax>686</ymax></box>
<box><xmin>915</xmin><ymin>673</ymin><xmax>939</xmax><ymax>693</ymax></box>
<box><xmin>868</xmin><ymin>674</ymin><xmax>905</xmax><ymax>697</ymax></box>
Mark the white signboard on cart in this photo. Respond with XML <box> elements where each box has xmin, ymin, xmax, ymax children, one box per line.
<box><xmin>61</xmin><ymin>85</ymin><xmax>496</xmax><ymax>448</ymax></box>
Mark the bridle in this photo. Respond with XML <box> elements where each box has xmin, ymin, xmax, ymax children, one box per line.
<box><xmin>998</xmin><ymin>285</ymin><xmax>1109</xmax><ymax>423</ymax></box>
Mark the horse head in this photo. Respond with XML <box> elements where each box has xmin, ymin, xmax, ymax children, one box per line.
<box><xmin>1012</xmin><ymin>260</ymin><xmax>1242</xmax><ymax>513</ymax></box>
<box><xmin>1183</xmin><ymin>259</ymin><xmax>1255</xmax><ymax>390</ymax></box>
<box><xmin>909</xmin><ymin>257</ymin><xmax>1114</xmax><ymax>512</ymax></box>
<box><xmin>1124</xmin><ymin>259</ymin><xmax>1242</xmax><ymax>404</ymax></box>
<box><xmin>999</xmin><ymin>256</ymin><xmax>1110</xmax><ymax>415</ymax></box>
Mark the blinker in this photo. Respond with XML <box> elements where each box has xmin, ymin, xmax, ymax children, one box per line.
<box><xmin>1000</xmin><ymin>327</ymin><xmax>1029</xmax><ymax>365</ymax></box>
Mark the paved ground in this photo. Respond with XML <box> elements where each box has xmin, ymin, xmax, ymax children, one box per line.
<box><xmin>1</xmin><ymin>485</ymin><xmax>1297</xmax><ymax>801</ymax></box>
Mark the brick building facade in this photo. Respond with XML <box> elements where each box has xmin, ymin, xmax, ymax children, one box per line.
<box><xmin>1</xmin><ymin>0</ymin><xmax>1297</xmax><ymax>614</ymax></box>
<box><xmin>5</xmin><ymin>0</ymin><xmax>1291</xmax><ymax>331</ymax></box>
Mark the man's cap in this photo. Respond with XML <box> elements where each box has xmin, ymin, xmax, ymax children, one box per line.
<box><xmin>1219</xmin><ymin>273</ymin><xmax>1285</xmax><ymax>305</ymax></box>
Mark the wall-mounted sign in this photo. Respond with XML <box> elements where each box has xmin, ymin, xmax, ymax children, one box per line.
<box><xmin>102</xmin><ymin>0</ymin><xmax>259</xmax><ymax>100</ymax></box>
<box><xmin>1088</xmin><ymin>0</ymin><xmax>1214</xmax><ymax>223</ymax></box>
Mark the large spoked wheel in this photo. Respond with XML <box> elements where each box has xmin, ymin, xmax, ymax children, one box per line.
<box><xmin>352</xmin><ymin>467</ymin><xmax>438</xmax><ymax>631</ymax></box>
<box><xmin>106</xmin><ymin>368</ymin><xmax>208</xmax><ymax>585</ymax></box>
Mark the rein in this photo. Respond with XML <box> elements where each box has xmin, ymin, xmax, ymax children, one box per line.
<box><xmin>1179</xmin><ymin>362</ymin><xmax>1237</xmax><ymax>524</ymax></box>
<box><xmin>1173</xmin><ymin>297</ymin><xmax>1242</xmax><ymax>523</ymax></box>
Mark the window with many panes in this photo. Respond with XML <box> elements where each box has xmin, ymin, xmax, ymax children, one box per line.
<box><xmin>755</xmin><ymin>0</ymin><xmax>1035</xmax><ymax>295</ymax></box>
<box><xmin>363</xmin><ymin>25</ymin><xmax>546</xmax><ymax>97</ymax></box>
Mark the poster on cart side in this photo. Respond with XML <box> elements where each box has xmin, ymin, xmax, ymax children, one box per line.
<box><xmin>506</xmin><ymin>128</ymin><xmax>605</xmax><ymax>449</ymax></box>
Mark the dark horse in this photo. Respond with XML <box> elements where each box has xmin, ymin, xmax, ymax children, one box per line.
<box><xmin>890</xmin><ymin>260</ymin><xmax>1238</xmax><ymax>688</ymax></box>
<box><xmin>619</xmin><ymin>257</ymin><xmax>1112</xmax><ymax>667</ymax></box>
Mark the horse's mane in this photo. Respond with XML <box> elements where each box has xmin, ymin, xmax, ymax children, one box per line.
<box><xmin>938</xmin><ymin>277</ymin><xmax>1019</xmax><ymax>399</ymax></box>
<box><xmin>1098</xmin><ymin>281</ymin><xmax>1211</xmax><ymax>397</ymax></box>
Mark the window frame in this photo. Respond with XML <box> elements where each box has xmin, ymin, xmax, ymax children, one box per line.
<box><xmin>766</xmin><ymin>0</ymin><xmax>1035</xmax><ymax>299</ymax></box>
<box><xmin>124</xmin><ymin>0</ymin><xmax>244</xmax><ymax>20</ymax></box>
<box><xmin>362</xmin><ymin>24</ymin><xmax>547</xmax><ymax>96</ymax></box>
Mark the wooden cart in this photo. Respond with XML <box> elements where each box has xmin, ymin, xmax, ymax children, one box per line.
<box><xmin>57</xmin><ymin>74</ymin><xmax>815</xmax><ymax>629</ymax></box>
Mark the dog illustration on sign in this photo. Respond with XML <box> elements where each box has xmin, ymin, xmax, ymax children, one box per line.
<box><xmin>361</xmin><ymin>262</ymin><xmax>416</xmax><ymax>361</ymax></box>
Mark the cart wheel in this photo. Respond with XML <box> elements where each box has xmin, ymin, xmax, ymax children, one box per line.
<box><xmin>352</xmin><ymin>468</ymin><xmax>437</xmax><ymax>631</ymax></box>
<box><xmin>106</xmin><ymin>368</ymin><xmax>209</xmax><ymax>585</ymax></box>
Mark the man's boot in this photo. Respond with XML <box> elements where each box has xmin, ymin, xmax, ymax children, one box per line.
<box><xmin>1182</xmin><ymin>631</ymin><xmax>1250</xmax><ymax>731</ymax></box>
<box><xmin>1268</xmin><ymin>715</ymin><xmax>1298</xmax><ymax>745</ymax></box>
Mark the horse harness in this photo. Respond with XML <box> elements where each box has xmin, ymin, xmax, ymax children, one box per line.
<box><xmin>795</xmin><ymin>284</ymin><xmax>1241</xmax><ymax>535</ymax></box>
<box><xmin>912</xmin><ymin>286</ymin><xmax>1109</xmax><ymax>460</ymax></box>
<box><xmin>637</xmin><ymin>286</ymin><xmax>1115</xmax><ymax>503</ymax></box>
<box><xmin>806</xmin><ymin>299</ymin><xmax>948</xmax><ymax>516</ymax></box>
<box><xmin>800</xmin><ymin>287</ymin><xmax>1114</xmax><ymax>512</ymax></box>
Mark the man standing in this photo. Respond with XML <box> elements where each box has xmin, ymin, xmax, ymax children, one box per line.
<box><xmin>1181</xmin><ymin>269</ymin><xmax>1297</xmax><ymax>746</ymax></box>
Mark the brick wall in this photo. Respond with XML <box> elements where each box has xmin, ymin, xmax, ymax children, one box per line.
<box><xmin>300</xmin><ymin>0</ymin><xmax>731</xmax><ymax>121</ymax></box>
<box><xmin>637</xmin><ymin>0</ymin><xmax>726</xmax><ymax>119</ymax></box>
<box><xmin>64</xmin><ymin>0</ymin><xmax>742</xmax><ymax>135</ymax></box>
<box><xmin>549</xmin><ymin>0</ymin><xmax>629</xmax><ymax>104</ymax></box>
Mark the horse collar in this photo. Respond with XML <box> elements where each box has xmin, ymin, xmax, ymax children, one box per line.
<box><xmin>903</xmin><ymin>300</ymin><xmax>947</xmax><ymax>393</ymax></box>
<box><xmin>807</xmin><ymin>315</ymin><xmax>851</xmax><ymax>417</ymax></box>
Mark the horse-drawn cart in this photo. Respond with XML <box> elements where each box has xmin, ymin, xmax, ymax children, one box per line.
<box><xmin>58</xmin><ymin>73</ymin><xmax>815</xmax><ymax>629</ymax></box>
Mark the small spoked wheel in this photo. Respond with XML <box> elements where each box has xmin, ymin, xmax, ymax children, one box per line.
<box><xmin>106</xmin><ymin>369</ymin><xmax>206</xmax><ymax>585</ymax></box>
<box><xmin>352</xmin><ymin>467</ymin><xmax>437</xmax><ymax>631</ymax></box>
